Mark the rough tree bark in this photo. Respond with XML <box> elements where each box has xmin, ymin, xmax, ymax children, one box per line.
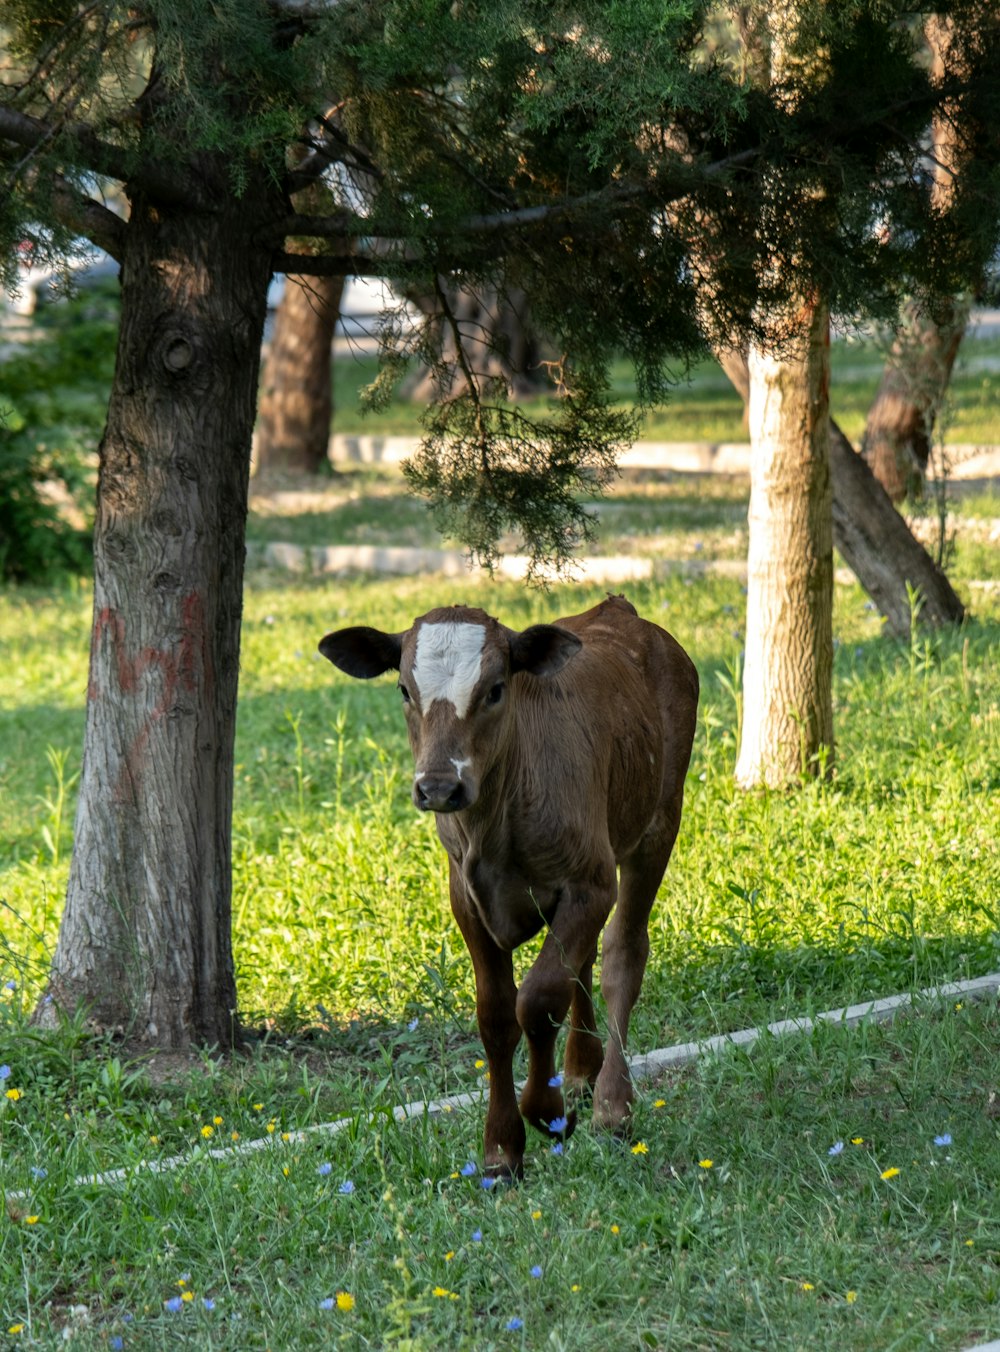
<box><xmin>736</xmin><ymin>301</ymin><xmax>834</xmax><ymax>788</ymax></box>
<box><xmin>35</xmin><ymin>168</ymin><xmax>282</xmax><ymax>1049</ymax></box>
<box><xmin>256</xmin><ymin>273</ymin><xmax>345</xmax><ymax>474</ymax></box>
<box><xmin>717</xmin><ymin>347</ymin><xmax>966</xmax><ymax>637</ymax></box>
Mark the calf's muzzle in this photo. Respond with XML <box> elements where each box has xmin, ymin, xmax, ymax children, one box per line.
<box><xmin>413</xmin><ymin>772</ymin><xmax>470</xmax><ymax>813</ymax></box>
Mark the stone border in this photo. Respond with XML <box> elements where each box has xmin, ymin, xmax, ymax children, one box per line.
<box><xmin>9</xmin><ymin>970</ymin><xmax>997</xmax><ymax>1200</ymax></box>
<box><xmin>327</xmin><ymin>434</ymin><xmax>1000</xmax><ymax>480</ymax></box>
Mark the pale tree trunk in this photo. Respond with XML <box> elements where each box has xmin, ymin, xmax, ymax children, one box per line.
<box><xmin>736</xmin><ymin>301</ymin><xmax>834</xmax><ymax>788</ymax></box>
<box><xmin>35</xmin><ymin>169</ymin><xmax>281</xmax><ymax>1049</ymax></box>
<box><xmin>256</xmin><ymin>272</ymin><xmax>345</xmax><ymax>475</ymax></box>
<box><xmin>718</xmin><ymin>348</ymin><xmax>965</xmax><ymax>637</ymax></box>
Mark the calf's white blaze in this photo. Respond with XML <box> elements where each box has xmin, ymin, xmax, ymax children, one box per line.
<box><xmin>412</xmin><ymin>622</ymin><xmax>486</xmax><ymax>720</ymax></box>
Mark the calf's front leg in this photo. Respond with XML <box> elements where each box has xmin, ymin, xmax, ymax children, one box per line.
<box><xmin>516</xmin><ymin>882</ymin><xmax>615</xmax><ymax>1140</ymax></box>
<box><xmin>448</xmin><ymin>865</ymin><xmax>526</xmax><ymax>1179</ymax></box>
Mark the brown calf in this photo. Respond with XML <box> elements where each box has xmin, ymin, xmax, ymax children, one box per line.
<box><xmin>319</xmin><ymin>594</ymin><xmax>698</xmax><ymax>1179</ymax></box>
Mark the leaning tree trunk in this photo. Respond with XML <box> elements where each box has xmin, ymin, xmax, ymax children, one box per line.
<box><xmin>736</xmin><ymin>301</ymin><xmax>834</xmax><ymax>789</ymax></box>
<box><xmin>256</xmin><ymin>272</ymin><xmax>344</xmax><ymax>474</ymax></box>
<box><xmin>829</xmin><ymin>418</ymin><xmax>965</xmax><ymax>634</ymax></box>
<box><xmin>717</xmin><ymin>347</ymin><xmax>965</xmax><ymax>638</ymax></box>
<box><xmin>35</xmin><ymin>170</ymin><xmax>280</xmax><ymax>1049</ymax></box>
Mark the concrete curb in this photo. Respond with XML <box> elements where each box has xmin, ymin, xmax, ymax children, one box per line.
<box><xmin>8</xmin><ymin>970</ymin><xmax>998</xmax><ymax>1200</ymax></box>
<box><xmin>328</xmin><ymin>434</ymin><xmax>1000</xmax><ymax>480</ymax></box>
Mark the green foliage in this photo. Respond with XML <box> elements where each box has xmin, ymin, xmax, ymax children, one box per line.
<box><xmin>4</xmin><ymin>0</ymin><xmax>1000</xmax><ymax>568</ymax></box>
<box><xmin>0</xmin><ymin>284</ymin><xmax>116</xmax><ymax>582</ymax></box>
<box><xmin>405</xmin><ymin>376</ymin><xmax>636</xmax><ymax>578</ymax></box>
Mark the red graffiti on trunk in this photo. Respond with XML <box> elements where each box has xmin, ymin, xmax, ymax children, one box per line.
<box><xmin>88</xmin><ymin>592</ymin><xmax>213</xmax><ymax>802</ymax></box>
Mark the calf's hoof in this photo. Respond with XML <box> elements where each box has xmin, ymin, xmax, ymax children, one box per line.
<box><xmin>483</xmin><ymin>1160</ymin><xmax>523</xmax><ymax>1186</ymax></box>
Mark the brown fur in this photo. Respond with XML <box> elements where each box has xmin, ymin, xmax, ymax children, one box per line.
<box><xmin>320</xmin><ymin>594</ymin><xmax>699</xmax><ymax>1178</ymax></box>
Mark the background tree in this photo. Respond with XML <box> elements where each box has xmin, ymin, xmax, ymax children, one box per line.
<box><xmin>3</xmin><ymin>0</ymin><xmax>998</xmax><ymax>1049</ymax></box>
<box><xmin>862</xmin><ymin>16</ymin><xmax>974</xmax><ymax>503</ymax></box>
<box><xmin>256</xmin><ymin>272</ymin><xmax>345</xmax><ymax>475</ymax></box>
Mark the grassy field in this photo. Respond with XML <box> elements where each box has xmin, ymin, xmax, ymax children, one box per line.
<box><xmin>330</xmin><ymin>329</ymin><xmax>1000</xmax><ymax>446</ymax></box>
<box><xmin>2</xmin><ymin>484</ymin><xmax>999</xmax><ymax>1346</ymax></box>
<box><xmin>2</xmin><ymin>284</ymin><xmax>1000</xmax><ymax>1346</ymax></box>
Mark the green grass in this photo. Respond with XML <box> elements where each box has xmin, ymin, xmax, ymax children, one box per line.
<box><xmin>2</xmin><ymin>565</ymin><xmax>999</xmax><ymax>1344</ymax></box>
<box><xmin>1</xmin><ymin>989</ymin><xmax>998</xmax><ymax>1348</ymax></box>
<box><xmin>3</xmin><ymin>348</ymin><xmax>1000</xmax><ymax>1345</ymax></box>
<box><xmin>332</xmin><ymin>334</ymin><xmax>1000</xmax><ymax>445</ymax></box>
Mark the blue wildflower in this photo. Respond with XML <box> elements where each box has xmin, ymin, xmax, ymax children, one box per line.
<box><xmin>460</xmin><ymin>1161</ymin><xmax>477</xmax><ymax>1177</ymax></box>
<box><xmin>30</xmin><ymin>1166</ymin><xmax>47</xmax><ymax>1180</ymax></box>
<box><xmin>338</xmin><ymin>1180</ymin><xmax>355</xmax><ymax>1195</ymax></box>
<box><xmin>934</xmin><ymin>1133</ymin><xmax>953</xmax><ymax>1147</ymax></box>
<box><xmin>109</xmin><ymin>1339</ymin><xmax>123</xmax><ymax>1351</ymax></box>
<box><xmin>407</xmin><ymin>1017</ymin><xmax>419</xmax><ymax>1032</ymax></box>
<box><xmin>317</xmin><ymin>1162</ymin><xmax>333</xmax><ymax>1176</ymax></box>
<box><xmin>4</xmin><ymin>979</ymin><xmax>16</xmax><ymax>990</ymax></box>
<box><xmin>164</xmin><ymin>1297</ymin><xmax>184</xmax><ymax>1313</ymax></box>
<box><xmin>319</xmin><ymin>1298</ymin><xmax>335</xmax><ymax>1311</ymax></box>
<box><xmin>0</xmin><ymin>1065</ymin><xmax>10</xmax><ymax>1080</ymax></box>
<box><xmin>828</xmin><ymin>1141</ymin><xmax>844</xmax><ymax>1156</ymax></box>
<box><xmin>506</xmin><ymin>1317</ymin><xmax>524</xmax><ymax>1331</ymax></box>
<box><xmin>551</xmin><ymin>1142</ymin><xmax>564</xmax><ymax>1156</ymax></box>
<box><xmin>548</xmin><ymin>1074</ymin><xmax>563</xmax><ymax>1088</ymax></box>
<box><xmin>203</xmin><ymin>1298</ymin><xmax>215</xmax><ymax>1311</ymax></box>
<box><xmin>530</xmin><ymin>1265</ymin><xmax>543</xmax><ymax>1279</ymax></box>
<box><xmin>481</xmin><ymin>1176</ymin><xmax>497</xmax><ymax>1190</ymax></box>
<box><xmin>547</xmin><ymin>1116</ymin><xmax>568</xmax><ymax>1135</ymax></box>
<box><xmin>472</xmin><ymin>1229</ymin><xmax>483</xmax><ymax>1242</ymax></box>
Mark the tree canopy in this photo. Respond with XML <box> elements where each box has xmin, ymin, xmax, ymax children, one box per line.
<box><xmin>4</xmin><ymin>0</ymin><xmax>998</xmax><ymax>573</ymax></box>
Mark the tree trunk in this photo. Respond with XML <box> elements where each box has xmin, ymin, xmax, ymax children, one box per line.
<box><xmin>35</xmin><ymin>171</ymin><xmax>280</xmax><ymax>1049</ymax></box>
<box><xmin>863</xmin><ymin>16</ymin><xmax>970</xmax><ymax>502</ymax></box>
<box><xmin>406</xmin><ymin>284</ymin><xmax>551</xmax><ymax>402</ymax></box>
<box><xmin>256</xmin><ymin>273</ymin><xmax>344</xmax><ymax>475</ymax></box>
<box><xmin>829</xmin><ymin>418</ymin><xmax>965</xmax><ymax>635</ymax></box>
<box><xmin>736</xmin><ymin>301</ymin><xmax>834</xmax><ymax>789</ymax></box>
<box><xmin>861</xmin><ymin>297</ymin><xmax>968</xmax><ymax>502</ymax></box>
<box><xmin>717</xmin><ymin>347</ymin><xmax>965</xmax><ymax>638</ymax></box>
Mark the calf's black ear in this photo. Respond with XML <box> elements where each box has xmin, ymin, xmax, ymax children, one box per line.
<box><xmin>319</xmin><ymin>626</ymin><xmax>403</xmax><ymax>678</ymax></box>
<box><xmin>509</xmin><ymin>624</ymin><xmax>582</xmax><ymax>677</ymax></box>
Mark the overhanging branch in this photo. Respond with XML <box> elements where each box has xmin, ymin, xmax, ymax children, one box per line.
<box><xmin>0</xmin><ymin>105</ymin><xmax>200</xmax><ymax>207</ymax></box>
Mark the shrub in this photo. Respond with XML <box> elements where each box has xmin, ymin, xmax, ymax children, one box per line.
<box><xmin>0</xmin><ymin>280</ymin><xmax>117</xmax><ymax>582</ymax></box>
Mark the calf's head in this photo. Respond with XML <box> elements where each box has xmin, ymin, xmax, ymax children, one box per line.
<box><xmin>319</xmin><ymin>606</ymin><xmax>581</xmax><ymax>813</ymax></box>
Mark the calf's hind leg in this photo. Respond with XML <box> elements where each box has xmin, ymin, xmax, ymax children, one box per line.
<box><xmin>593</xmin><ymin>829</ymin><xmax>678</xmax><ymax>1133</ymax></box>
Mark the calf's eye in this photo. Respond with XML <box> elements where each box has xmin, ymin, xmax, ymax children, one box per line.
<box><xmin>487</xmin><ymin>682</ymin><xmax>504</xmax><ymax>706</ymax></box>
<box><xmin>399</xmin><ymin>683</ymin><xmax>411</xmax><ymax>703</ymax></box>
